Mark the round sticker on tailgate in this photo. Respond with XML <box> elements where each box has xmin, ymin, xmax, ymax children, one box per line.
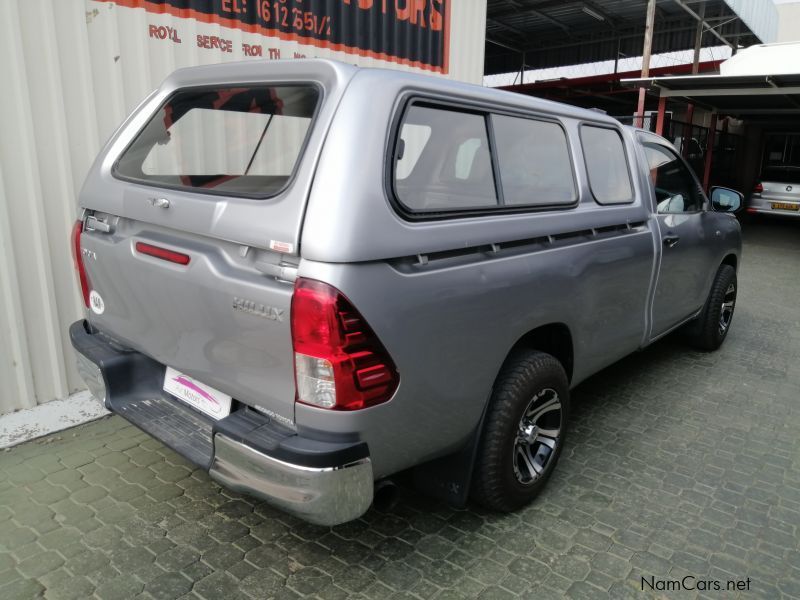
<box><xmin>89</xmin><ymin>290</ymin><xmax>105</xmax><ymax>315</ymax></box>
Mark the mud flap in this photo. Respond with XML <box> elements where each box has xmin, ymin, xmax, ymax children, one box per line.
<box><xmin>411</xmin><ymin>398</ymin><xmax>490</xmax><ymax>507</ymax></box>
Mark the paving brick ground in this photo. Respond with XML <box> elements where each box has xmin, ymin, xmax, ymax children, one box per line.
<box><xmin>1</xmin><ymin>217</ymin><xmax>799</xmax><ymax>600</ymax></box>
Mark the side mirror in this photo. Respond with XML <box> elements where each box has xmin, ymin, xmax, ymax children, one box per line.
<box><xmin>710</xmin><ymin>186</ymin><xmax>743</xmax><ymax>213</ymax></box>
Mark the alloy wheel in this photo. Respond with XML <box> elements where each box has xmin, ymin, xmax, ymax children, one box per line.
<box><xmin>719</xmin><ymin>282</ymin><xmax>736</xmax><ymax>335</ymax></box>
<box><xmin>512</xmin><ymin>388</ymin><xmax>563</xmax><ymax>485</ymax></box>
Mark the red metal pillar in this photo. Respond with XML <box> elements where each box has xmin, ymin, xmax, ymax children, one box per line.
<box><xmin>702</xmin><ymin>112</ymin><xmax>717</xmax><ymax>193</ymax></box>
<box><xmin>655</xmin><ymin>95</ymin><xmax>667</xmax><ymax>136</ymax></box>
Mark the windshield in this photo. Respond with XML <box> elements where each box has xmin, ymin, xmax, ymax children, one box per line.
<box><xmin>115</xmin><ymin>85</ymin><xmax>319</xmax><ymax>197</ymax></box>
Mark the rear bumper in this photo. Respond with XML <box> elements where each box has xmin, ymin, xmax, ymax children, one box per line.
<box><xmin>69</xmin><ymin>320</ymin><xmax>373</xmax><ymax>526</ymax></box>
<box><xmin>748</xmin><ymin>197</ymin><xmax>800</xmax><ymax>218</ymax></box>
<box><xmin>210</xmin><ymin>435</ymin><xmax>373</xmax><ymax>525</ymax></box>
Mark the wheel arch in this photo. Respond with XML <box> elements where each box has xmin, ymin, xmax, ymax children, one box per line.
<box><xmin>410</xmin><ymin>322</ymin><xmax>574</xmax><ymax>508</ymax></box>
<box><xmin>721</xmin><ymin>253</ymin><xmax>737</xmax><ymax>271</ymax></box>
<box><xmin>508</xmin><ymin>323</ymin><xmax>574</xmax><ymax>383</ymax></box>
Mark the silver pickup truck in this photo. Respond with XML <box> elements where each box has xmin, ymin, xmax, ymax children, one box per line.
<box><xmin>70</xmin><ymin>60</ymin><xmax>742</xmax><ymax>526</ymax></box>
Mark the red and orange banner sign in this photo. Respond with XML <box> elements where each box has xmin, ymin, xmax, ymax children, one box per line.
<box><xmin>99</xmin><ymin>0</ymin><xmax>450</xmax><ymax>73</ymax></box>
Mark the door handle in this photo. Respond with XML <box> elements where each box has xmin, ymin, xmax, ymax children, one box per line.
<box><xmin>663</xmin><ymin>235</ymin><xmax>680</xmax><ymax>248</ymax></box>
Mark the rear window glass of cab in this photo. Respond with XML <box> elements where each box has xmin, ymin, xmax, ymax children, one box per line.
<box><xmin>114</xmin><ymin>85</ymin><xmax>319</xmax><ymax>197</ymax></box>
<box><xmin>580</xmin><ymin>125</ymin><xmax>634</xmax><ymax>205</ymax></box>
<box><xmin>393</xmin><ymin>102</ymin><xmax>578</xmax><ymax>215</ymax></box>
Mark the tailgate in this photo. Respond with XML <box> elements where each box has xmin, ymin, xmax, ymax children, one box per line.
<box><xmin>75</xmin><ymin>62</ymin><xmax>355</xmax><ymax>424</ymax></box>
<box><xmin>81</xmin><ymin>215</ymin><xmax>298</xmax><ymax>423</ymax></box>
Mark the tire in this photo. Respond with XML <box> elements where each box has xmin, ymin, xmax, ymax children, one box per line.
<box><xmin>685</xmin><ymin>264</ymin><xmax>737</xmax><ymax>351</ymax></box>
<box><xmin>471</xmin><ymin>350</ymin><xmax>570</xmax><ymax>512</ymax></box>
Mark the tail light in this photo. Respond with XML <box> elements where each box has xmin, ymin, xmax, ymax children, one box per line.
<box><xmin>753</xmin><ymin>182</ymin><xmax>763</xmax><ymax>194</ymax></box>
<box><xmin>70</xmin><ymin>220</ymin><xmax>91</xmax><ymax>307</ymax></box>
<box><xmin>291</xmin><ymin>278</ymin><xmax>399</xmax><ymax>410</ymax></box>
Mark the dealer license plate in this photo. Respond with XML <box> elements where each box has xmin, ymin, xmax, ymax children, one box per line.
<box><xmin>163</xmin><ymin>367</ymin><xmax>232</xmax><ymax>420</ymax></box>
<box><xmin>771</xmin><ymin>202</ymin><xmax>799</xmax><ymax>211</ymax></box>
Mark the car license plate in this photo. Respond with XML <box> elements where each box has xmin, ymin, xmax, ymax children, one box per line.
<box><xmin>163</xmin><ymin>367</ymin><xmax>232</xmax><ymax>420</ymax></box>
<box><xmin>771</xmin><ymin>202</ymin><xmax>799</xmax><ymax>211</ymax></box>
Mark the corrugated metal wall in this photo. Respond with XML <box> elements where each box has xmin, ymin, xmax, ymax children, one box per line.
<box><xmin>723</xmin><ymin>0</ymin><xmax>778</xmax><ymax>45</ymax></box>
<box><xmin>0</xmin><ymin>0</ymin><xmax>487</xmax><ymax>415</ymax></box>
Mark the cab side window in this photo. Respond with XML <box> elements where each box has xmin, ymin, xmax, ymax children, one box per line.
<box><xmin>581</xmin><ymin>126</ymin><xmax>634</xmax><ymax>204</ymax></box>
<box><xmin>642</xmin><ymin>143</ymin><xmax>704</xmax><ymax>214</ymax></box>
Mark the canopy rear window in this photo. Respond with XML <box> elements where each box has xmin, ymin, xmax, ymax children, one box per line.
<box><xmin>114</xmin><ymin>85</ymin><xmax>319</xmax><ymax>197</ymax></box>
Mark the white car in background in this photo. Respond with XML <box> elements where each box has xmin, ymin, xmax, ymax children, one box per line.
<box><xmin>748</xmin><ymin>166</ymin><xmax>800</xmax><ymax>218</ymax></box>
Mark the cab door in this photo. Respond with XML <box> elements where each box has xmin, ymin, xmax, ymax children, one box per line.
<box><xmin>641</xmin><ymin>140</ymin><xmax>713</xmax><ymax>337</ymax></box>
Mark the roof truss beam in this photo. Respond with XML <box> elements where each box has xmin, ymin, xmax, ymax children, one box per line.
<box><xmin>486</xmin><ymin>17</ymin><xmax>527</xmax><ymax>40</ymax></box>
<box><xmin>518</xmin><ymin>20</ymin><xmax>713</xmax><ymax>54</ymax></box>
<box><xmin>656</xmin><ymin>86</ymin><xmax>800</xmax><ymax>97</ymax></box>
<box><xmin>672</xmin><ymin>0</ymin><xmax>735</xmax><ymax>48</ymax></box>
<box><xmin>497</xmin><ymin>0</ymin><xmax>572</xmax><ymax>34</ymax></box>
<box><xmin>720</xmin><ymin>109</ymin><xmax>800</xmax><ymax>115</ymax></box>
<box><xmin>487</xmin><ymin>36</ymin><xmax>524</xmax><ymax>53</ymax></box>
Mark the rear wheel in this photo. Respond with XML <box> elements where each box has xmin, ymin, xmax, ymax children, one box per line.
<box><xmin>685</xmin><ymin>264</ymin><xmax>737</xmax><ymax>351</ymax></box>
<box><xmin>471</xmin><ymin>350</ymin><xmax>569</xmax><ymax>512</ymax></box>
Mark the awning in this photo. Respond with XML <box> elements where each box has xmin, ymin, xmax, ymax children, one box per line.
<box><xmin>621</xmin><ymin>73</ymin><xmax>800</xmax><ymax>118</ymax></box>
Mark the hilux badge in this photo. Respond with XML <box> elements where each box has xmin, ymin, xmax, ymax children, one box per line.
<box><xmin>233</xmin><ymin>297</ymin><xmax>284</xmax><ymax>322</ymax></box>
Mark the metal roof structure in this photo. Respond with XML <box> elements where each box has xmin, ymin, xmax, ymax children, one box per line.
<box><xmin>621</xmin><ymin>72</ymin><xmax>800</xmax><ymax>124</ymax></box>
<box><xmin>485</xmin><ymin>0</ymin><xmax>778</xmax><ymax>75</ymax></box>
<box><xmin>501</xmin><ymin>59</ymin><xmax>722</xmax><ymax>113</ymax></box>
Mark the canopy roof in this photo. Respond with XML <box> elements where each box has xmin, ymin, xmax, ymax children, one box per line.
<box><xmin>485</xmin><ymin>0</ymin><xmax>777</xmax><ymax>76</ymax></box>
